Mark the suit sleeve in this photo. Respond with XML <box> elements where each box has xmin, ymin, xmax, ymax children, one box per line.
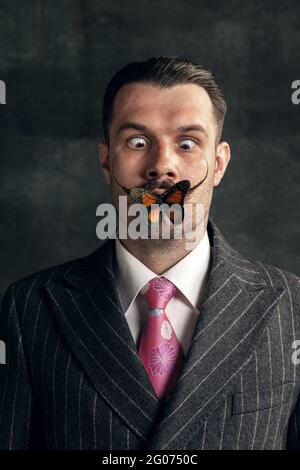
<box><xmin>0</xmin><ymin>284</ymin><xmax>42</xmax><ymax>449</ymax></box>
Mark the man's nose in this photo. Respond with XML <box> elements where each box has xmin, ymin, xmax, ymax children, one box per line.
<box><xmin>144</xmin><ymin>145</ymin><xmax>178</xmax><ymax>181</ymax></box>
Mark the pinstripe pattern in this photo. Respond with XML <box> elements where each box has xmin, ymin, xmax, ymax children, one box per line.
<box><xmin>262</xmin><ymin>327</ymin><xmax>273</xmax><ymax>449</ymax></box>
<box><xmin>0</xmin><ymin>219</ymin><xmax>299</xmax><ymax>450</ymax></box>
<box><xmin>220</xmin><ymin>395</ymin><xmax>228</xmax><ymax>449</ymax></box>
<box><xmin>109</xmin><ymin>411</ymin><xmax>112</xmax><ymax>450</ymax></box>
<box><xmin>64</xmin><ymin>353</ymin><xmax>71</xmax><ymax>450</ymax></box>
<box><xmin>201</xmin><ymin>419</ymin><xmax>207</xmax><ymax>450</ymax></box>
<box><xmin>251</xmin><ymin>351</ymin><xmax>259</xmax><ymax>449</ymax></box>
<box><xmin>93</xmin><ymin>392</ymin><xmax>97</xmax><ymax>450</ymax></box>
<box><xmin>236</xmin><ymin>373</ymin><xmax>244</xmax><ymax>449</ymax></box>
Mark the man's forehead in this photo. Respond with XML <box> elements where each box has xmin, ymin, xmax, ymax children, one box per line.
<box><xmin>114</xmin><ymin>82</ymin><xmax>212</xmax><ymax>108</ymax></box>
<box><xmin>112</xmin><ymin>82</ymin><xmax>214</xmax><ymax>129</ymax></box>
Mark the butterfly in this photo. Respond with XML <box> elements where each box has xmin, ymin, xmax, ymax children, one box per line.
<box><xmin>128</xmin><ymin>180</ymin><xmax>191</xmax><ymax>225</ymax></box>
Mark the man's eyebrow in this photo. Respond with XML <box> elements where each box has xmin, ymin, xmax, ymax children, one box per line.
<box><xmin>116</xmin><ymin>122</ymin><xmax>209</xmax><ymax>137</ymax></box>
<box><xmin>116</xmin><ymin>122</ymin><xmax>147</xmax><ymax>136</ymax></box>
<box><xmin>176</xmin><ymin>124</ymin><xmax>208</xmax><ymax>137</ymax></box>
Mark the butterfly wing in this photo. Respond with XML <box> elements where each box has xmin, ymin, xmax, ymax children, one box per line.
<box><xmin>162</xmin><ymin>180</ymin><xmax>190</xmax><ymax>204</ymax></box>
<box><xmin>161</xmin><ymin>180</ymin><xmax>190</xmax><ymax>224</ymax></box>
<box><xmin>129</xmin><ymin>188</ymin><xmax>162</xmax><ymax>224</ymax></box>
<box><xmin>129</xmin><ymin>188</ymin><xmax>161</xmax><ymax>206</ymax></box>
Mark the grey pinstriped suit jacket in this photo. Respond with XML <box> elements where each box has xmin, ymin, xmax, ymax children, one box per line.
<box><xmin>0</xmin><ymin>218</ymin><xmax>300</xmax><ymax>450</ymax></box>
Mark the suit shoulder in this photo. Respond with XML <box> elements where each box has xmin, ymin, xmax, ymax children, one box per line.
<box><xmin>247</xmin><ymin>256</ymin><xmax>300</xmax><ymax>295</ymax></box>
<box><xmin>3</xmin><ymin>250</ymin><xmax>98</xmax><ymax>302</ymax></box>
<box><xmin>11</xmin><ymin>258</ymin><xmax>79</xmax><ymax>290</ymax></box>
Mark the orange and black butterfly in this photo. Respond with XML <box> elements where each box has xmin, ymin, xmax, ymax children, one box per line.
<box><xmin>128</xmin><ymin>180</ymin><xmax>191</xmax><ymax>225</ymax></box>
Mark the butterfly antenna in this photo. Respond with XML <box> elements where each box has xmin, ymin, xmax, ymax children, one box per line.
<box><xmin>110</xmin><ymin>158</ymin><xmax>131</xmax><ymax>195</ymax></box>
<box><xmin>188</xmin><ymin>156</ymin><xmax>209</xmax><ymax>192</ymax></box>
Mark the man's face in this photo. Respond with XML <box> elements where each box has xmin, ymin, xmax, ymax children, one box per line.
<box><xmin>99</xmin><ymin>82</ymin><xmax>230</xmax><ymax>237</ymax></box>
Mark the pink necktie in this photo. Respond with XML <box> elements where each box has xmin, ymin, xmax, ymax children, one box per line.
<box><xmin>138</xmin><ymin>277</ymin><xmax>184</xmax><ymax>400</ymax></box>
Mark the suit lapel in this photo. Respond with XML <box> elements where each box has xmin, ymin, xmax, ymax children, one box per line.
<box><xmin>45</xmin><ymin>239</ymin><xmax>161</xmax><ymax>443</ymax></box>
<box><xmin>143</xmin><ymin>220</ymin><xmax>286</xmax><ymax>449</ymax></box>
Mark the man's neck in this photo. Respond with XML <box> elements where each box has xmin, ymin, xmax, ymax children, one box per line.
<box><xmin>117</xmin><ymin>218</ymin><xmax>208</xmax><ymax>275</ymax></box>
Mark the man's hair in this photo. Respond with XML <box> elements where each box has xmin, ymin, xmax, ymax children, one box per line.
<box><xmin>102</xmin><ymin>56</ymin><xmax>227</xmax><ymax>145</ymax></box>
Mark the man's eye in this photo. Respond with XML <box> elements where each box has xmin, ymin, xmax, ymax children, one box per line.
<box><xmin>180</xmin><ymin>139</ymin><xmax>196</xmax><ymax>150</ymax></box>
<box><xmin>127</xmin><ymin>137</ymin><xmax>147</xmax><ymax>149</ymax></box>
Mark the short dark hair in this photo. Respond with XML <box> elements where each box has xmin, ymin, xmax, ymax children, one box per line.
<box><xmin>102</xmin><ymin>56</ymin><xmax>227</xmax><ymax>144</ymax></box>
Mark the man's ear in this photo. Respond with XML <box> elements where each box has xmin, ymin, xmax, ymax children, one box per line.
<box><xmin>98</xmin><ymin>141</ymin><xmax>111</xmax><ymax>184</ymax></box>
<box><xmin>213</xmin><ymin>141</ymin><xmax>231</xmax><ymax>187</ymax></box>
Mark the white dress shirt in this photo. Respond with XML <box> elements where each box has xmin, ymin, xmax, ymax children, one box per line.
<box><xmin>115</xmin><ymin>232</ymin><xmax>212</xmax><ymax>357</ymax></box>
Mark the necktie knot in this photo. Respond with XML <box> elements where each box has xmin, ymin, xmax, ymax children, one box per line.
<box><xmin>142</xmin><ymin>276</ymin><xmax>177</xmax><ymax>310</ymax></box>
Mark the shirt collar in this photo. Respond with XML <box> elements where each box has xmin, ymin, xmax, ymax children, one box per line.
<box><xmin>115</xmin><ymin>232</ymin><xmax>212</xmax><ymax>313</ymax></box>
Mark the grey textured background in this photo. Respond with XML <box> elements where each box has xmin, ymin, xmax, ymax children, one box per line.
<box><xmin>0</xmin><ymin>0</ymin><xmax>299</xmax><ymax>298</ymax></box>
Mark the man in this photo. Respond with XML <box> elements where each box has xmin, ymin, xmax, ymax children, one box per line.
<box><xmin>0</xmin><ymin>57</ymin><xmax>299</xmax><ymax>450</ymax></box>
